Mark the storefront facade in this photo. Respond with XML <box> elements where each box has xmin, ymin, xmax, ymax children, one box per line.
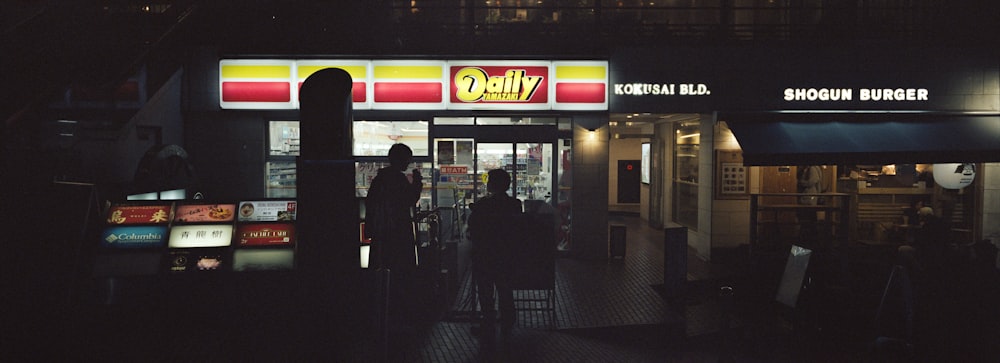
<box><xmin>184</xmin><ymin>54</ymin><xmax>614</xmax><ymax>259</ymax></box>
<box><xmin>609</xmin><ymin>45</ymin><xmax>1000</xmax><ymax>260</ymax></box>
<box><xmin>178</xmin><ymin>44</ymin><xmax>997</xmax><ymax>263</ymax></box>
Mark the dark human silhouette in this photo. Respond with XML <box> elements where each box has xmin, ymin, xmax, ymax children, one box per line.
<box><xmin>366</xmin><ymin>143</ymin><xmax>424</xmax><ymax>328</ymax></box>
<box><xmin>467</xmin><ymin>169</ymin><xmax>523</xmax><ymax>344</ymax></box>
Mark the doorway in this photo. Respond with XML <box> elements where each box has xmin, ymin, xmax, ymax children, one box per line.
<box><xmin>431</xmin><ymin>117</ymin><xmax>572</xmax><ymax>250</ymax></box>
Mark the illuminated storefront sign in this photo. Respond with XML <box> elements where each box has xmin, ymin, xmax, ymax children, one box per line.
<box><xmin>168</xmin><ymin>224</ymin><xmax>234</xmax><ymax>248</ymax></box>
<box><xmin>298</xmin><ymin>60</ymin><xmax>370</xmax><ymax>106</ymax></box>
<box><xmin>106</xmin><ymin>204</ymin><xmax>173</xmax><ymax>225</ymax></box>
<box><xmin>782</xmin><ymin>88</ymin><xmax>929</xmax><ymax>102</ymax></box>
<box><xmin>219</xmin><ymin>59</ymin><xmax>608</xmax><ymax>111</ymax></box>
<box><xmin>219</xmin><ymin>60</ymin><xmax>295</xmax><ymax>109</ymax></box>
<box><xmin>237</xmin><ymin>200</ymin><xmax>297</xmax><ymax>222</ymax></box>
<box><xmin>449</xmin><ymin>61</ymin><xmax>549</xmax><ymax>110</ymax></box>
<box><xmin>173</xmin><ymin>204</ymin><xmax>237</xmax><ymax>223</ymax></box>
<box><xmin>237</xmin><ymin>223</ymin><xmax>296</xmax><ymax>246</ymax></box>
<box><xmin>613</xmin><ymin>83</ymin><xmax>712</xmax><ymax>96</ymax></box>
<box><xmin>101</xmin><ymin>226</ymin><xmax>169</xmax><ymax>248</ymax></box>
<box><xmin>372</xmin><ymin>60</ymin><xmax>448</xmax><ymax>110</ymax></box>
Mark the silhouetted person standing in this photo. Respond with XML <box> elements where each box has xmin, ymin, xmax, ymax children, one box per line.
<box><xmin>367</xmin><ymin>143</ymin><xmax>423</xmax><ymax>328</ymax></box>
<box><xmin>468</xmin><ymin>169</ymin><xmax>523</xmax><ymax>343</ymax></box>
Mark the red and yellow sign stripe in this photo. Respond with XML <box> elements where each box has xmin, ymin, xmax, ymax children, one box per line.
<box><xmin>220</xmin><ymin>60</ymin><xmax>295</xmax><ymax>109</ymax></box>
<box><xmin>372</xmin><ymin>61</ymin><xmax>446</xmax><ymax>108</ymax></box>
<box><xmin>296</xmin><ymin>61</ymin><xmax>369</xmax><ymax>106</ymax></box>
<box><xmin>553</xmin><ymin>61</ymin><xmax>608</xmax><ymax>110</ymax></box>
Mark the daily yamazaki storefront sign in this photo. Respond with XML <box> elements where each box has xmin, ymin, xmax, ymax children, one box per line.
<box><xmin>219</xmin><ymin>59</ymin><xmax>607</xmax><ymax>111</ymax></box>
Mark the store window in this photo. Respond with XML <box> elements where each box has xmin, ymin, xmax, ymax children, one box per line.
<box><xmin>268</xmin><ymin>121</ymin><xmax>300</xmax><ymax>156</ymax></box>
<box><xmin>266</xmin><ymin>121</ymin><xmax>300</xmax><ymax>198</ymax></box>
<box><xmin>434</xmin><ymin>117</ymin><xmax>474</xmax><ymax>125</ymax></box>
<box><xmin>434</xmin><ymin>138</ymin><xmax>476</xmax><ymax>209</ymax></box>
<box><xmin>673</xmin><ymin>121</ymin><xmax>700</xmax><ymax>230</ymax></box>
<box><xmin>353</xmin><ymin>120</ymin><xmax>429</xmax><ymax>156</ymax></box>
<box><xmin>556</xmin><ymin>138</ymin><xmax>572</xmax><ymax>251</ymax></box>
<box><xmin>356</xmin><ymin>161</ymin><xmax>433</xmax><ymax>209</ymax></box>
<box><xmin>475</xmin><ymin>116</ymin><xmax>558</xmax><ymax>126</ymax></box>
<box><xmin>264</xmin><ymin>120</ymin><xmax>430</xmax><ymax>198</ymax></box>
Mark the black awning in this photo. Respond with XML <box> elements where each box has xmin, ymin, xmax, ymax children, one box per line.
<box><xmin>723</xmin><ymin>113</ymin><xmax>1000</xmax><ymax>166</ymax></box>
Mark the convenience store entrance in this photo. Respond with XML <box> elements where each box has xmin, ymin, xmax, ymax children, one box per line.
<box><xmin>432</xmin><ymin>116</ymin><xmax>572</xmax><ymax>250</ymax></box>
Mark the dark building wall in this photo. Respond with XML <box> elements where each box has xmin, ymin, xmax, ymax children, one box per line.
<box><xmin>184</xmin><ymin>112</ymin><xmax>266</xmax><ymax>200</ymax></box>
<box><xmin>183</xmin><ymin>47</ymin><xmax>267</xmax><ymax>200</ymax></box>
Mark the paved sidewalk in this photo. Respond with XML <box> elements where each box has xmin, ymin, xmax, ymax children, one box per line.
<box><xmin>396</xmin><ymin>215</ymin><xmax>740</xmax><ymax>362</ymax></box>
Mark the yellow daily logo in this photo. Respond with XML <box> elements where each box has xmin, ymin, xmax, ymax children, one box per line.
<box><xmin>454</xmin><ymin>67</ymin><xmax>543</xmax><ymax>102</ymax></box>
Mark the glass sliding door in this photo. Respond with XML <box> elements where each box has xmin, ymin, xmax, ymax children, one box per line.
<box><xmin>516</xmin><ymin>142</ymin><xmax>552</xmax><ymax>202</ymax></box>
<box><xmin>475</xmin><ymin>142</ymin><xmax>516</xmax><ymax>197</ymax></box>
<box><xmin>432</xmin><ymin>116</ymin><xmax>567</xmax><ymax>249</ymax></box>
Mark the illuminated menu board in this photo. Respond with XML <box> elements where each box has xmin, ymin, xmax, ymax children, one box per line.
<box><xmin>96</xmin><ymin>199</ymin><xmax>300</xmax><ymax>276</ymax></box>
<box><xmin>237</xmin><ymin>200</ymin><xmax>297</xmax><ymax>222</ymax></box>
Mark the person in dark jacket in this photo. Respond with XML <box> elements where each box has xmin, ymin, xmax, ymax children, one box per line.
<box><xmin>367</xmin><ymin>143</ymin><xmax>423</xmax><ymax>325</ymax></box>
<box><xmin>468</xmin><ymin>169</ymin><xmax>523</xmax><ymax>340</ymax></box>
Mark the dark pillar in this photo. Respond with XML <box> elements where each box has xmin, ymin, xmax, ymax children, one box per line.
<box><xmin>299</xmin><ymin>68</ymin><xmax>354</xmax><ymax>160</ymax></box>
<box><xmin>296</xmin><ymin>68</ymin><xmax>364</xmax><ymax>360</ymax></box>
<box><xmin>663</xmin><ymin>224</ymin><xmax>688</xmax><ymax>298</ymax></box>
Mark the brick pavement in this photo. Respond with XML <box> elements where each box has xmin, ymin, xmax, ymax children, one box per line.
<box><xmin>399</xmin><ymin>215</ymin><xmax>737</xmax><ymax>362</ymax></box>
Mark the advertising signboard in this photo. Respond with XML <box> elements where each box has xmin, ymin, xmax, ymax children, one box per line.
<box><xmin>173</xmin><ymin>204</ymin><xmax>237</xmax><ymax>223</ymax></box>
<box><xmin>219</xmin><ymin>59</ymin><xmax>608</xmax><ymax>111</ymax></box>
<box><xmin>101</xmin><ymin>226</ymin><xmax>169</xmax><ymax>248</ymax></box>
<box><xmin>237</xmin><ymin>200</ymin><xmax>297</xmax><ymax>222</ymax></box>
<box><xmin>236</xmin><ymin>223</ymin><xmax>296</xmax><ymax>246</ymax></box>
<box><xmin>168</xmin><ymin>225</ymin><xmax>234</xmax><ymax>248</ymax></box>
<box><xmin>106</xmin><ymin>204</ymin><xmax>173</xmax><ymax>225</ymax></box>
